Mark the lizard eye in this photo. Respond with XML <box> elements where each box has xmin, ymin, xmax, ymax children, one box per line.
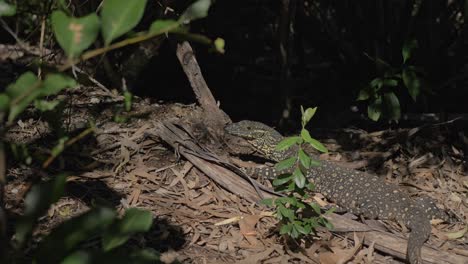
<box><xmin>246</xmin><ymin>126</ymin><xmax>251</xmax><ymax>130</ymax></box>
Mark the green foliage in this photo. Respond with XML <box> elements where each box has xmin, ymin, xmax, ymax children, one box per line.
<box><xmin>214</xmin><ymin>38</ymin><xmax>225</xmax><ymax>54</ymax></box>
<box><xmin>34</xmin><ymin>206</ymin><xmax>155</xmax><ymax>263</ymax></box>
<box><xmin>35</xmin><ymin>207</ymin><xmax>116</xmax><ymax>262</ymax></box>
<box><xmin>0</xmin><ymin>1</ymin><xmax>220</xmax><ymax>263</ymax></box>
<box><xmin>402</xmin><ymin>39</ymin><xmax>418</xmax><ymax>64</ymax></box>
<box><xmin>51</xmin><ymin>11</ymin><xmax>101</xmax><ymax>59</ymax></box>
<box><xmin>102</xmin><ymin>208</ymin><xmax>152</xmax><ymax>251</ymax></box>
<box><xmin>0</xmin><ymin>0</ymin><xmax>220</xmax><ymax>127</ymax></box>
<box><xmin>15</xmin><ymin>174</ymin><xmax>67</xmax><ymax>247</ymax></box>
<box><xmin>179</xmin><ymin>0</ymin><xmax>212</xmax><ymax>23</ymax></box>
<box><xmin>49</xmin><ymin>0</ymin><xmax>220</xmax><ymax>62</ymax></box>
<box><xmin>264</xmin><ymin>107</ymin><xmax>332</xmax><ymax>239</ymax></box>
<box><xmin>101</xmin><ymin>0</ymin><xmax>148</xmax><ymax>45</ymax></box>
<box><xmin>3</xmin><ymin>174</ymin><xmax>157</xmax><ymax>263</ymax></box>
<box><xmin>59</xmin><ymin>248</ymin><xmax>160</xmax><ymax>264</ymax></box>
<box><xmin>402</xmin><ymin>66</ymin><xmax>421</xmax><ymax>101</ymax></box>
<box><xmin>367</xmin><ymin>95</ymin><xmax>382</xmax><ymax>121</ymax></box>
<box><xmin>9</xmin><ymin>143</ymin><xmax>32</xmax><ymax>164</ymax></box>
<box><xmin>0</xmin><ymin>0</ymin><xmax>15</xmax><ymax>17</ymax></box>
<box><xmin>123</xmin><ymin>91</ymin><xmax>133</xmax><ymax>112</ymax></box>
<box><xmin>149</xmin><ymin>19</ymin><xmax>180</xmax><ymax>34</ymax></box>
<box><xmin>1</xmin><ymin>71</ymin><xmax>77</xmax><ymax>124</ymax></box>
<box><xmin>358</xmin><ymin>40</ymin><xmax>424</xmax><ymax>121</ymax></box>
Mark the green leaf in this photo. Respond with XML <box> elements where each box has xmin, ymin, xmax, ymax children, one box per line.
<box><xmin>275</xmin><ymin>196</ymin><xmax>296</xmax><ymax>206</ymax></box>
<box><xmin>34</xmin><ymin>100</ymin><xmax>61</xmax><ymax>112</ymax></box>
<box><xmin>369</xmin><ymin>78</ymin><xmax>383</xmax><ymax>91</ymax></box>
<box><xmin>402</xmin><ymin>68</ymin><xmax>421</xmax><ymax>101</ymax></box>
<box><xmin>402</xmin><ymin>39</ymin><xmax>418</xmax><ymax>64</ymax></box>
<box><xmin>356</xmin><ymin>88</ymin><xmax>370</xmax><ymax>101</ymax></box>
<box><xmin>5</xmin><ymin>71</ymin><xmax>38</xmax><ymax>99</ymax></box>
<box><xmin>279</xmin><ymin>223</ymin><xmax>292</xmax><ymax>235</ymax></box>
<box><xmin>51</xmin><ymin>137</ymin><xmax>68</xmax><ymax>157</ymax></box>
<box><xmin>310</xmin><ymin>159</ymin><xmax>321</xmax><ymax>167</ymax></box>
<box><xmin>383</xmin><ymin>78</ymin><xmax>398</xmax><ymax>87</ymax></box>
<box><xmin>35</xmin><ymin>207</ymin><xmax>116</xmax><ymax>263</ymax></box>
<box><xmin>128</xmin><ymin>249</ymin><xmax>161</xmax><ymax>262</ymax></box>
<box><xmin>286</xmin><ymin>180</ymin><xmax>296</xmax><ymax>191</ymax></box>
<box><xmin>51</xmin><ymin>11</ymin><xmax>100</xmax><ymax>58</ymax></box>
<box><xmin>61</xmin><ymin>248</ymin><xmax>161</xmax><ymax>264</ymax></box>
<box><xmin>149</xmin><ymin>19</ymin><xmax>180</xmax><ymax>34</ymax></box>
<box><xmin>367</xmin><ymin>96</ymin><xmax>382</xmax><ymax>121</ymax></box>
<box><xmin>214</xmin><ymin>37</ymin><xmax>225</xmax><ymax>54</ymax></box>
<box><xmin>179</xmin><ymin>0</ymin><xmax>212</xmax><ymax>23</ymax></box>
<box><xmin>101</xmin><ymin>0</ymin><xmax>148</xmax><ymax>45</ymax></box>
<box><xmin>102</xmin><ymin>208</ymin><xmax>153</xmax><ymax>251</ymax></box>
<box><xmin>123</xmin><ymin>91</ymin><xmax>132</xmax><ymax>111</ymax></box>
<box><xmin>278</xmin><ymin>205</ymin><xmax>294</xmax><ymax>220</ymax></box>
<box><xmin>301</xmin><ymin>129</ymin><xmax>327</xmax><ymax>153</ymax></box>
<box><xmin>276</xmin><ymin>136</ymin><xmax>301</xmax><ymax>151</ymax></box>
<box><xmin>319</xmin><ymin>217</ymin><xmax>334</xmax><ymax>230</ymax></box>
<box><xmin>302</xmin><ymin>222</ymin><xmax>312</xmax><ymax>234</ymax></box>
<box><xmin>260</xmin><ymin>198</ymin><xmax>274</xmax><ymax>207</ymax></box>
<box><xmin>272</xmin><ymin>173</ymin><xmax>293</xmax><ymax>186</ymax></box>
<box><xmin>5</xmin><ymin>73</ymin><xmax>76</xmax><ymax>123</ymax></box>
<box><xmin>6</xmin><ymin>72</ymin><xmax>40</xmax><ymax>123</ymax></box>
<box><xmin>301</xmin><ymin>107</ymin><xmax>317</xmax><ymax>126</ymax></box>
<box><xmin>293</xmin><ymin>167</ymin><xmax>306</xmax><ymax>188</ymax></box>
<box><xmin>294</xmin><ymin>221</ymin><xmax>308</xmax><ymax>235</ymax></box>
<box><xmin>325</xmin><ymin>207</ymin><xmax>336</xmax><ymax>215</ymax></box>
<box><xmin>306</xmin><ymin>182</ymin><xmax>315</xmax><ymax>191</ymax></box>
<box><xmin>304</xmin><ymin>217</ymin><xmax>318</xmax><ymax>229</ymax></box>
<box><xmin>290</xmin><ymin>225</ymin><xmax>299</xmax><ymax>238</ymax></box>
<box><xmin>310</xmin><ymin>203</ymin><xmax>321</xmax><ymax>215</ymax></box>
<box><xmin>275</xmin><ymin>156</ymin><xmax>296</xmax><ymax>171</ymax></box>
<box><xmin>295</xmin><ymin>200</ymin><xmax>306</xmax><ymax>209</ymax></box>
<box><xmin>0</xmin><ymin>0</ymin><xmax>15</xmax><ymax>16</ymax></box>
<box><xmin>41</xmin><ymin>74</ymin><xmax>77</xmax><ymax>96</ymax></box>
<box><xmin>383</xmin><ymin>92</ymin><xmax>401</xmax><ymax>121</ymax></box>
<box><xmin>298</xmin><ymin>148</ymin><xmax>311</xmax><ymax>169</ymax></box>
<box><xmin>0</xmin><ymin>93</ymin><xmax>10</xmax><ymax>112</ymax></box>
<box><xmin>15</xmin><ymin>174</ymin><xmax>67</xmax><ymax>247</ymax></box>
<box><xmin>61</xmin><ymin>251</ymin><xmax>92</xmax><ymax>264</ymax></box>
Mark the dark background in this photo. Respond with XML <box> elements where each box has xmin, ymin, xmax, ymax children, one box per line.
<box><xmin>2</xmin><ymin>0</ymin><xmax>468</xmax><ymax>131</ymax></box>
<box><xmin>133</xmin><ymin>0</ymin><xmax>468</xmax><ymax>131</ymax></box>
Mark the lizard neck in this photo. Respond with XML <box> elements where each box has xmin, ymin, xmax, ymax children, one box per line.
<box><xmin>248</xmin><ymin>136</ymin><xmax>298</xmax><ymax>162</ymax></box>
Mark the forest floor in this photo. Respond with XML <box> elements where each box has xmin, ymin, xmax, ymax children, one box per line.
<box><xmin>4</xmin><ymin>84</ymin><xmax>468</xmax><ymax>263</ymax></box>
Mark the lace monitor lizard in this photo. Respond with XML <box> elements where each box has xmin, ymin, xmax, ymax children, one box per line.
<box><xmin>225</xmin><ymin>120</ymin><xmax>449</xmax><ymax>264</ymax></box>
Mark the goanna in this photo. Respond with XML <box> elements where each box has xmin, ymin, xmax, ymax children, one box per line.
<box><xmin>225</xmin><ymin>120</ymin><xmax>448</xmax><ymax>264</ymax></box>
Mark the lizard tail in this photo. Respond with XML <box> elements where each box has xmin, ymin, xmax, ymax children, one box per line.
<box><xmin>407</xmin><ymin>211</ymin><xmax>431</xmax><ymax>264</ymax></box>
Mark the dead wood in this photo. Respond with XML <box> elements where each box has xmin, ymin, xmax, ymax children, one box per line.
<box><xmin>175</xmin><ymin>41</ymin><xmax>231</xmax><ymax>137</ymax></box>
<box><xmin>326</xmin><ymin>214</ymin><xmax>466</xmax><ymax>264</ymax></box>
<box><xmin>149</xmin><ymin>121</ymin><xmax>278</xmax><ymax>203</ymax></box>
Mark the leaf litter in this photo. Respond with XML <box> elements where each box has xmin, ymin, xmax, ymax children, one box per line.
<box><xmin>3</xmin><ymin>85</ymin><xmax>468</xmax><ymax>263</ymax></box>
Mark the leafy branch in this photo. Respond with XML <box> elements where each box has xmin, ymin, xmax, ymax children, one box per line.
<box><xmin>0</xmin><ymin>0</ymin><xmax>221</xmax><ymax>262</ymax></box>
<box><xmin>357</xmin><ymin>40</ymin><xmax>424</xmax><ymax>121</ymax></box>
<box><xmin>262</xmin><ymin>107</ymin><xmax>333</xmax><ymax>239</ymax></box>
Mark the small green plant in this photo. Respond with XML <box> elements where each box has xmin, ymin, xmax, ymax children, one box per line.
<box><xmin>9</xmin><ymin>174</ymin><xmax>158</xmax><ymax>263</ymax></box>
<box><xmin>357</xmin><ymin>40</ymin><xmax>424</xmax><ymax>121</ymax></box>
<box><xmin>262</xmin><ymin>107</ymin><xmax>333</xmax><ymax>239</ymax></box>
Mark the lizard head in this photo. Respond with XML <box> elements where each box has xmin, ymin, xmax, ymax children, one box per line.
<box><xmin>225</xmin><ymin>120</ymin><xmax>287</xmax><ymax>161</ymax></box>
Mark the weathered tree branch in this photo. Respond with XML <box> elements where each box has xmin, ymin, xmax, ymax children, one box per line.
<box><xmin>175</xmin><ymin>41</ymin><xmax>231</xmax><ymax>131</ymax></box>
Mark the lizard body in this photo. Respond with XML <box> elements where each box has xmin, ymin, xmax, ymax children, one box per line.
<box><xmin>225</xmin><ymin>120</ymin><xmax>448</xmax><ymax>264</ymax></box>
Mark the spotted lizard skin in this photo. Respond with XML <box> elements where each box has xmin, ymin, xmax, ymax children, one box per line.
<box><xmin>225</xmin><ymin>120</ymin><xmax>448</xmax><ymax>264</ymax></box>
